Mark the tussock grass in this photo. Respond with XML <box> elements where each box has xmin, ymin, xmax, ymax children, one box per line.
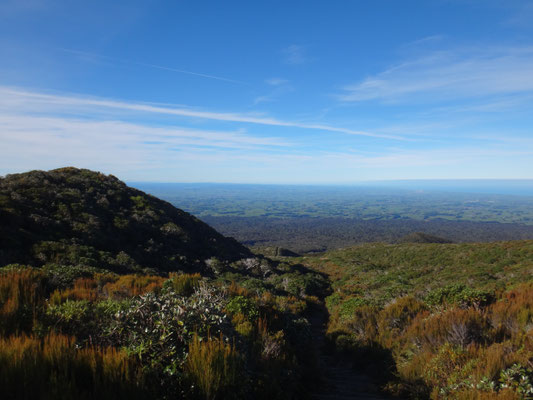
<box><xmin>0</xmin><ymin>333</ymin><xmax>146</xmax><ymax>400</ymax></box>
<box><xmin>185</xmin><ymin>333</ymin><xmax>241</xmax><ymax>400</ymax></box>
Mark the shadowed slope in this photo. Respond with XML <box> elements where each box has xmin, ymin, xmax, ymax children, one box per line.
<box><xmin>0</xmin><ymin>167</ymin><xmax>251</xmax><ymax>273</ymax></box>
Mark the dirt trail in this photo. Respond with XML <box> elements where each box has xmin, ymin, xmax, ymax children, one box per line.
<box><xmin>309</xmin><ymin>303</ymin><xmax>394</xmax><ymax>400</ymax></box>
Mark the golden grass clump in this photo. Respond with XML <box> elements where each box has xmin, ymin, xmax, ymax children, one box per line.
<box><xmin>168</xmin><ymin>272</ymin><xmax>202</xmax><ymax>296</ymax></box>
<box><xmin>227</xmin><ymin>281</ymin><xmax>250</xmax><ymax>297</ymax></box>
<box><xmin>185</xmin><ymin>333</ymin><xmax>240</xmax><ymax>400</ymax></box>
<box><xmin>0</xmin><ymin>269</ymin><xmax>45</xmax><ymax>335</ymax></box>
<box><xmin>103</xmin><ymin>274</ymin><xmax>165</xmax><ymax>298</ymax></box>
<box><xmin>49</xmin><ymin>277</ymin><xmax>100</xmax><ymax>305</ymax></box>
<box><xmin>0</xmin><ymin>333</ymin><xmax>146</xmax><ymax>400</ymax></box>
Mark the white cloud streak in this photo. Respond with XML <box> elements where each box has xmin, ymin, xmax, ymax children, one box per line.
<box><xmin>339</xmin><ymin>46</ymin><xmax>533</xmax><ymax>102</ymax></box>
<box><xmin>0</xmin><ymin>114</ymin><xmax>291</xmax><ymax>149</ymax></box>
<box><xmin>0</xmin><ymin>112</ymin><xmax>295</xmax><ymax>178</ymax></box>
<box><xmin>0</xmin><ymin>86</ymin><xmax>401</xmax><ymax>139</ymax></box>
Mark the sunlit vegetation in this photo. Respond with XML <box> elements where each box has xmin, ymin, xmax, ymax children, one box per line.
<box><xmin>0</xmin><ymin>333</ymin><xmax>147</xmax><ymax>400</ymax></box>
<box><xmin>303</xmin><ymin>240</ymin><xmax>533</xmax><ymax>399</ymax></box>
<box><xmin>185</xmin><ymin>333</ymin><xmax>241</xmax><ymax>400</ymax></box>
<box><xmin>3</xmin><ymin>168</ymin><xmax>532</xmax><ymax>399</ymax></box>
<box><xmin>0</xmin><ymin>266</ymin><xmax>325</xmax><ymax>399</ymax></box>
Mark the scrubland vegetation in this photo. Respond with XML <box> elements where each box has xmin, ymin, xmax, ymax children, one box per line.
<box><xmin>302</xmin><ymin>241</ymin><xmax>533</xmax><ymax>399</ymax></box>
<box><xmin>0</xmin><ymin>265</ymin><xmax>326</xmax><ymax>399</ymax></box>
<box><xmin>0</xmin><ymin>168</ymin><xmax>329</xmax><ymax>399</ymax></box>
<box><xmin>2</xmin><ymin>168</ymin><xmax>532</xmax><ymax>399</ymax></box>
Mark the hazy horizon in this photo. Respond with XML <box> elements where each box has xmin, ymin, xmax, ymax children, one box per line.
<box><xmin>132</xmin><ymin>179</ymin><xmax>533</xmax><ymax>197</ymax></box>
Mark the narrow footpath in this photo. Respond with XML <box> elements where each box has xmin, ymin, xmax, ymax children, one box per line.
<box><xmin>308</xmin><ymin>302</ymin><xmax>394</xmax><ymax>400</ymax></box>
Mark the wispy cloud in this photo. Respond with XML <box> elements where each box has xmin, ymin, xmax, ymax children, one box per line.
<box><xmin>59</xmin><ymin>48</ymin><xmax>247</xmax><ymax>85</ymax></box>
<box><xmin>1</xmin><ymin>97</ymin><xmax>530</xmax><ymax>182</ymax></box>
<box><xmin>253</xmin><ymin>78</ymin><xmax>293</xmax><ymax>105</ymax></box>
<box><xmin>0</xmin><ymin>86</ymin><xmax>400</xmax><ymax>139</ymax></box>
<box><xmin>283</xmin><ymin>45</ymin><xmax>307</xmax><ymax>65</ymax></box>
<box><xmin>338</xmin><ymin>46</ymin><xmax>533</xmax><ymax>102</ymax></box>
<box><xmin>0</xmin><ymin>114</ymin><xmax>291</xmax><ymax>149</ymax></box>
<box><xmin>504</xmin><ymin>2</ymin><xmax>533</xmax><ymax>29</ymax></box>
<box><xmin>0</xmin><ymin>111</ymin><xmax>296</xmax><ymax>179</ymax></box>
<box><xmin>266</xmin><ymin>78</ymin><xmax>289</xmax><ymax>86</ymax></box>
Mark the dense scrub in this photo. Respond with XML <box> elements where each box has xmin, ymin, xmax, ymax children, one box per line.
<box><xmin>0</xmin><ymin>168</ymin><xmax>251</xmax><ymax>273</ymax></box>
<box><xmin>204</xmin><ymin>216</ymin><xmax>533</xmax><ymax>253</ymax></box>
<box><xmin>0</xmin><ymin>264</ymin><xmax>327</xmax><ymax>399</ymax></box>
<box><xmin>303</xmin><ymin>241</ymin><xmax>533</xmax><ymax>399</ymax></box>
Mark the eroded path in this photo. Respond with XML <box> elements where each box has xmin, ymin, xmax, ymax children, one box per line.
<box><xmin>308</xmin><ymin>303</ymin><xmax>394</xmax><ymax>400</ymax></box>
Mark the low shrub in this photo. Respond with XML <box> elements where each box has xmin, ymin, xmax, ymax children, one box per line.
<box><xmin>425</xmin><ymin>284</ymin><xmax>495</xmax><ymax>309</ymax></box>
<box><xmin>226</xmin><ymin>296</ymin><xmax>259</xmax><ymax>322</ymax></box>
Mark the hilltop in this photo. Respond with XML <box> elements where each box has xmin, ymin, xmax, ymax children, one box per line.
<box><xmin>0</xmin><ymin>167</ymin><xmax>251</xmax><ymax>274</ymax></box>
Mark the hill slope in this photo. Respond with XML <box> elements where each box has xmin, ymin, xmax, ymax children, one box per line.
<box><xmin>0</xmin><ymin>167</ymin><xmax>251</xmax><ymax>273</ymax></box>
<box><xmin>301</xmin><ymin>241</ymin><xmax>533</xmax><ymax>398</ymax></box>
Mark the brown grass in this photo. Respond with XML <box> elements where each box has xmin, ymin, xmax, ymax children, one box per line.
<box><xmin>0</xmin><ymin>333</ymin><xmax>146</xmax><ymax>400</ymax></box>
<box><xmin>185</xmin><ymin>333</ymin><xmax>241</xmax><ymax>400</ymax></box>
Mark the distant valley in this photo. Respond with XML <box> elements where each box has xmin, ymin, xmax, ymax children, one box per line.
<box><xmin>133</xmin><ymin>182</ymin><xmax>533</xmax><ymax>253</ymax></box>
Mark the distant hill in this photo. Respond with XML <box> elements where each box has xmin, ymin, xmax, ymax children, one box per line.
<box><xmin>0</xmin><ymin>168</ymin><xmax>251</xmax><ymax>273</ymax></box>
<box><xmin>397</xmin><ymin>231</ymin><xmax>453</xmax><ymax>244</ymax></box>
<box><xmin>251</xmin><ymin>246</ymin><xmax>300</xmax><ymax>257</ymax></box>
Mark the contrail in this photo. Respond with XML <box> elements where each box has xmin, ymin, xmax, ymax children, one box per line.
<box><xmin>58</xmin><ymin>48</ymin><xmax>247</xmax><ymax>85</ymax></box>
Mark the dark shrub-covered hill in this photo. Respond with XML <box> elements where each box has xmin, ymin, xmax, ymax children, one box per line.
<box><xmin>397</xmin><ymin>231</ymin><xmax>453</xmax><ymax>244</ymax></box>
<box><xmin>0</xmin><ymin>167</ymin><xmax>251</xmax><ymax>273</ymax></box>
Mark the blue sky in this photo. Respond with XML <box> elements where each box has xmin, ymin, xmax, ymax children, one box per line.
<box><xmin>1</xmin><ymin>0</ymin><xmax>532</xmax><ymax>183</ymax></box>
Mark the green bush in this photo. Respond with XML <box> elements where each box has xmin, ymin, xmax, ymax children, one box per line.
<box><xmin>425</xmin><ymin>284</ymin><xmax>494</xmax><ymax>308</ymax></box>
<box><xmin>226</xmin><ymin>296</ymin><xmax>259</xmax><ymax>322</ymax></box>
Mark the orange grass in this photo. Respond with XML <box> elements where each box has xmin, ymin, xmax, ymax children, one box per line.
<box><xmin>167</xmin><ymin>272</ymin><xmax>201</xmax><ymax>296</ymax></box>
<box><xmin>0</xmin><ymin>333</ymin><xmax>146</xmax><ymax>400</ymax></box>
<box><xmin>0</xmin><ymin>269</ymin><xmax>45</xmax><ymax>335</ymax></box>
<box><xmin>185</xmin><ymin>333</ymin><xmax>240</xmax><ymax>400</ymax></box>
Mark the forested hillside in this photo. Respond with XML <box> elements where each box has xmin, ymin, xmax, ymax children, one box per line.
<box><xmin>0</xmin><ymin>168</ymin><xmax>331</xmax><ymax>399</ymax></box>
<box><xmin>0</xmin><ymin>168</ymin><xmax>250</xmax><ymax>273</ymax></box>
